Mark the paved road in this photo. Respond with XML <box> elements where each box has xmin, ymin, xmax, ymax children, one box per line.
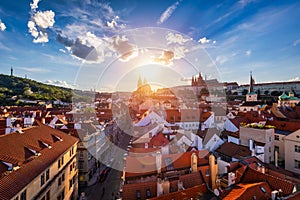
<box><xmin>80</xmin><ymin>132</ymin><xmax>131</xmax><ymax>200</ymax></box>
<box><xmin>80</xmin><ymin>167</ymin><xmax>121</xmax><ymax>200</ymax></box>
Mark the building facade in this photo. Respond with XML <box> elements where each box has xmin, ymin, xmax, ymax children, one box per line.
<box><xmin>284</xmin><ymin>129</ymin><xmax>300</xmax><ymax>174</ymax></box>
<box><xmin>0</xmin><ymin>121</ymin><xmax>78</xmax><ymax>200</ymax></box>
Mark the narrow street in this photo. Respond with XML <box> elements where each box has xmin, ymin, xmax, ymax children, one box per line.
<box><xmin>79</xmin><ymin>126</ymin><xmax>131</xmax><ymax>200</ymax></box>
<box><xmin>81</xmin><ymin>168</ymin><xmax>121</xmax><ymax>200</ymax></box>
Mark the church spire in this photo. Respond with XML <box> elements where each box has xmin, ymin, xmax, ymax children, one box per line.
<box><xmin>249</xmin><ymin>71</ymin><xmax>254</xmax><ymax>93</ymax></box>
<box><xmin>10</xmin><ymin>66</ymin><xmax>13</xmax><ymax>76</ymax></box>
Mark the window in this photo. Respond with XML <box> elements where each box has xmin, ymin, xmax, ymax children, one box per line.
<box><xmin>69</xmin><ymin>179</ymin><xmax>72</xmax><ymax>190</ymax></box>
<box><xmin>46</xmin><ymin>191</ymin><xmax>50</xmax><ymax>200</ymax></box>
<box><xmin>73</xmin><ymin>176</ymin><xmax>76</xmax><ymax>185</ymax></box>
<box><xmin>61</xmin><ymin>156</ymin><xmax>64</xmax><ymax>165</ymax></box>
<box><xmin>136</xmin><ymin>190</ymin><xmax>141</xmax><ymax>200</ymax></box>
<box><xmin>79</xmin><ymin>151</ymin><xmax>84</xmax><ymax>159</ymax></box>
<box><xmin>41</xmin><ymin>174</ymin><xmax>45</xmax><ymax>186</ymax></box>
<box><xmin>295</xmin><ymin>160</ymin><xmax>300</xmax><ymax>169</ymax></box>
<box><xmin>57</xmin><ymin>189</ymin><xmax>65</xmax><ymax>200</ymax></box>
<box><xmin>269</xmin><ymin>137</ymin><xmax>271</xmax><ymax>142</ymax></box>
<box><xmin>274</xmin><ymin>135</ymin><xmax>279</xmax><ymax>141</ymax></box>
<box><xmin>61</xmin><ymin>173</ymin><xmax>65</xmax><ymax>182</ymax></box>
<box><xmin>70</xmin><ymin>165</ymin><xmax>73</xmax><ymax>173</ymax></box>
<box><xmin>61</xmin><ymin>189</ymin><xmax>65</xmax><ymax>199</ymax></box>
<box><xmin>295</xmin><ymin>145</ymin><xmax>300</xmax><ymax>153</ymax></box>
<box><xmin>79</xmin><ymin>162</ymin><xmax>84</xmax><ymax>169</ymax></box>
<box><xmin>20</xmin><ymin>190</ymin><xmax>26</xmax><ymax>200</ymax></box>
<box><xmin>205</xmin><ymin>169</ymin><xmax>210</xmax><ymax>176</ymax></box>
<box><xmin>146</xmin><ymin>189</ymin><xmax>151</xmax><ymax>198</ymax></box>
<box><xmin>58</xmin><ymin>177</ymin><xmax>61</xmax><ymax>186</ymax></box>
<box><xmin>269</xmin><ymin>147</ymin><xmax>271</xmax><ymax>152</ymax></box>
<box><xmin>58</xmin><ymin>159</ymin><xmax>61</xmax><ymax>169</ymax></box>
<box><xmin>46</xmin><ymin>169</ymin><xmax>50</xmax><ymax>181</ymax></box>
<box><xmin>275</xmin><ymin>146</ymin><xmax>279</xmax><ymax>152</ymax></box>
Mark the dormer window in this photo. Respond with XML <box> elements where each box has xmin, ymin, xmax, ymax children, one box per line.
<box><xmin>2</xmin><ymin>161</ymin><xmax>13</xmax><ymax>171</ymax></box>
<box><xmin>52</xmin><ymin>135</ymin><xmax>63</xmax><ymax>142</ymax></box>
<box><xmin>26</xmin><ymin>147</ymin><xmax>41</xmax><ymax>156</ymax></box>
<box><xmin>41</xmin><ymin>141</ymin><xmax>52</xmax><ymax>149</ymax></box>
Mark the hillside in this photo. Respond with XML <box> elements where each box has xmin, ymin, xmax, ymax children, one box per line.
<box><xmin>0</xmin><ymin>74</ymin><xmax>83</xmax><ymax>105</ymax></box>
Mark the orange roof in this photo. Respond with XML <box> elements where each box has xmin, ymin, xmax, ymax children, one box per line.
<box><xmin>266</xmin><ymin>120</ymin><xmax>300</xmax><ymax>132</ymax></box>
<box><xmin>149</xmin><ymin>133</ymin><xmax>169</xmax><ymax>147</ymax></box>
<box><xmin>0</xmin><ymin>121</ymin><xmax>78</xmax><ymax>199</ymax></box>
<box><xmin>241</xmin><ymin>167</ymin><xmax>295</xmax><ymax>196</ymax></box>
<box><xmin>150</xmin><ymin>184</ymin><xmax>208</xmax><ymax>200</ymax></box>
<box><xmin>215</xmin><ymin>142</ymin><xmax>252</xmax><ymax>160</ymax></box>
<box><xmin>123</xmin><ymin>173</ymin><xmax>207</xmax><ymax>200</ymax></box>
<box><xmin>125</xmin><ymin>150</ymin><xmax>209</xmax><ymax>178</ymax></box>
<box><xmin>222</xmin><ymin>182</ymin><xmax>272</xmax><ymax>200</ymax></box>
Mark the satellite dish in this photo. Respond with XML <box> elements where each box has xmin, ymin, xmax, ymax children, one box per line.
<box><xmin>214</xmin><ymin>188</ymin><xmax>220</xmax><ymax>196</ymax></box>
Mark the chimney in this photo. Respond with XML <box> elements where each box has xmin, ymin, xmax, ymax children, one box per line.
<box><xmin>191</xmin><ymin>152</ymin><xmax>198</xmax><ymax>173</ymax></box>
<box><xmin>249</xmin><ymin>139</ymin><xmax>254</xmax><ymax>151</ymax></box>
<box><xmin>271</xmin><ymin>190</ymin><xmax>278</xmax><ymax>200</ymax></box>
<box><xmin>275</xmin><ymin>150</ymin><xmax>278</xmax><ymax>167</ymax></box>
<box><xmin>156</xmin><ymin>151</ymin><xmax>162</xmax><ymax>174</ymax></box>
<box><xmin>162</xmin><ymin>178</ymin><xmax>170</xmax><ymax>195</ymax></box>
<box><xmin>157</xmin><ymin>178</ymin><xmax>163</xmax><ymax>197</ymax></box>
<box><xmin>228</xmin><ymin>172</ymin><xmax>236</xmax><ymax>186</ymax></box>
<box><xmin>209</xmin><ymin>154</ymin><xmax>218</xmax><ymax>190</ymax></box>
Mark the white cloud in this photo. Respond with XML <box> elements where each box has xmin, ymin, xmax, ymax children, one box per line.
<box><xmin>153</xmin><ymin>50</ymin><xmax>174</xmax><ymax>65</ymax></box>
<box><xmin>19</xmin><ymin>67</ymin><xmax>50</xmax><ymax>73</ymax></box>
<box><xmin>0</xmin><ymin>19</ymin><xmax>6</xmax><ymax>31</ymax></box>
<box><xmin>30</xmin><ymin>0</ymin><xmax>40</xmax><ymax>11</ymax></box>
<box><xmin>33</xmin><ymin>31</ymin><xmax>49</xmax><ymax>43</ymax></box>
<box><xmin>157</xmin><ymin>1</ymin><xmax>181</xmax><ymax>25</ymax></box>
<box><xmin>0</xmin><ymin>42</ymin><xmax>11</xmax><ymax>51</ymax></box>
<box><xmin>293</xmin><ymin>38</ymin><xmax>300</xmax><ymax>46</ymax></box>
<box><xmin>59</xmin><ymin>49</ymin><xmax>66</xmax><ymax>53</ymax></box>
<box><xmin>198</xmin><ymin>37</ymin><xmax>210</xmax><ymax>44</ymax></box>
<box><xmin>28</xmin><ymin>20</ymin><xmax>39</xmax><ymax>38</ymax></box>
<box><xmin>238</xmin><ymin>0</ymin><xmax>256</xmax><ymax>8</ymax></box>
<box><xmin>111</xmin><ymin>35</ymin><xmax>138</xmax><ymax>62</ymax></box>
<box><xmin>28</xmin><ymin>0</ymin><xmax>55</xmax><ymax>43</ymax></box>
<box><xmin>215</xmin><ymin>55</ymin><xmax>228</xmax><ymax>65</ymax></box>
<box><xmin>246</xmin><ymin>49</ymin><xmax>252</xmax><ymax>56</ymax></box>
<box><xmin>288</xmin><ymin>77</ymin><xmax>300</xmax><ymax>82</ymax></box>
<box><xmin>45</xmin><ymin>80</ymin><xmax>75</xmax><ymax>88</ymax></box>
<box><xmin>166</xmin><ymin>32</ymin><xmax>190</xmax><ymax>45</ymax></box>
<box><xmin>33</xmin><ymin>11</ymin><xmax>55</xmax><ymax>29</ymax></box>
<box><xmin>107</xmin><ymin>16</ymin><xmax>120</xmax><ymax>29</ymax></box>
<box><xmin>173</xmin><ymin>46</ymin><xmax>188</xmax><ymax>59</ymax></box>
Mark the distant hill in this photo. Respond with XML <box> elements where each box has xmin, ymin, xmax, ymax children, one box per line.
<box><xmin>0</xmin><ymin>74</ymin><xmax>91</xmax><ymax>106</ymax></box>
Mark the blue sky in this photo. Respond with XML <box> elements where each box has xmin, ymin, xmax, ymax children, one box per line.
<box><xmin>0</xmin><ymin>0</ymin><xmax>300</xmax><ymax>91</ymax></box>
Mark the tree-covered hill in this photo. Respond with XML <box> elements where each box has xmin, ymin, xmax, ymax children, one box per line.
<box><xmin>0</xmin><ymin>74</ymin><xmax>75</xmax><ymax>105</ymax></box>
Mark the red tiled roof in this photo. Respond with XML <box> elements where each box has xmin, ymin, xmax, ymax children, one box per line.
<box><xmin>266</xmin><ymin>120</ymin><xmax>300</xmax><ymax>132</ymax></box>
<box><xmin>149</xmin><ymin>184</ymin><xmax>208</xmax><ymax>200</ymax></box>
<box><xmin>0</xmin><ymin>121</ymin><xmax>78</xmax><ymax>199</ymax></box>
<box><xmin>149</xmin><ymin>133</ymin><xmax>169</xmax><ymax>147</ymax></box>
<box><xmin>241</xmin><ymin>167</ymin><xmax>295</xmax><ymax>196</ymax></box>
<box><xmin>123</xmin><ymin>173</ymin><xmax>206</xmax><ymax>200</ymax></box>
<box><xmin>215</xmin><ymin>142</ymin><xmax>252</xmax><ymax>160</ymax></box>
<box><xmin>222</xmin><ymin>182</ymin><xmax>272</xmax><ymax>200</ymax></box>
<box><xmin>125</xmin><ymin>150</ymin><xmax>209</xmax><ymax>178</ymax></box>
